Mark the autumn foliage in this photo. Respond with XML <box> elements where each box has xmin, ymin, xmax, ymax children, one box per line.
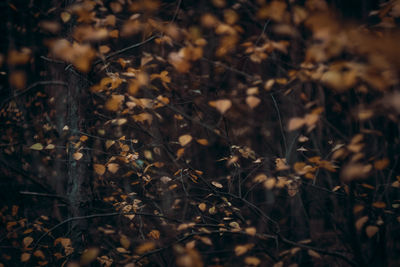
<box><xmin>1</xmin><ymin>0</ymin><xmax>400</xmax><ymax>266</ymax></box>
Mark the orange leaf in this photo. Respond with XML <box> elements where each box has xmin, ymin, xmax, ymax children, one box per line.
<box><xmin>196</xmin><ymin>139</ymin><xmax>209</xmax><ymax>146</ymax></box>
<box><xmin>105</xmin><ymin>95</ymin><xmax>124</xmax><ymax>112</ymax></box>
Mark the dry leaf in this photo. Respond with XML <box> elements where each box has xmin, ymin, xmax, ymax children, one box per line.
<box><xmin>355</xmin><ymin>216</ymin><xmax>369</xmax><ymax>231</ymax></box>
<box><xmin>245</xmin><ymin>227</ymin><xmax>256</xmax><ymax>236</ymax></box>
<box><xmin>276</xmin><ymin>158</ymin><xmax>290</xmax><ymax>171</ymax></box>
<box><xmin>211</xmin><ymin>181</ymin><xmax>223</xmax><ymax>188</ymax></box>
<box><xmin>30</xmin><ymin>143</ymin><xmax>43</xmax><ymax>150</ymax></box>
<box><xmin>107</xmin><ymin>163</ymin><xmax>119</xmax><ymax>174</ymax></box>
<box><xmin>179</xmin><ymin>134</ymin><xmax>193</xmax><ymax>146</ymax></box>
<box><xmin>135</xmin><ymin>242</ymin><xmax>156</xmax><ymax>254</ymax></box>
<box><xmin>208</xmin><ymin>99</ymin><xmax>232</xmax><ymax>114</ymax></box>
<box><xmin>288</xmin><ymin>117</ymin><xmax>305</xmax><ymax>131</ymax></box>
<box><xmin>60</xmin><ymin>12</ymin><xmax>71</xmax><ymax>23</ymax></box>
<box><xmin>341</xmin><ymin>164</ymin><xmax>372</xmax><ymax>182</ymax></box>
<box><xmin>372</xmin><ymin>202</ymin><xmax>386</xmax><ymax>209</ymax></box>
<box><xmin>264</xmin><ymin>177</ymin><xmax>276</xmax><ymax>190</ymax></box>
<box><xmin>94</xmin><ymin>164</ymin><xmax>106</xmax><ymax>175</ymax></box>
<box><xmin>365</xmin><ymin>225</ymin><xmax>379</xmax><ymax>238</ymax></box>
<box><xmin>374</xmin><ymin>158</ymin><xmax>389</xmax><ymax>170</ymax></box>
<box><xmin>33</xmin><ymin>250</ymin><xmax>45</xmax><ymax>259</ymax></box>
<box><xmin>244</xmin><ymin>256</ymin><xmax>261</xmax><ymax>266</ymax></box>
<box><xmin>21</xmin><ymin>253</ymin><xmax>31</xmax><ymax>262</ymax></box>
<box><xmin>73</xmin><ymin>152</ymin><xmax>83</xmax><ymax>160</ymax></box>
<box><xmin>23</xmin><ymin>236</ymin><xmax>34</xmax><ymax>248</ymax></box>
<box><xmin>196</xmin><ymin>139</ymin><xmax>209</xmax><ymax>146</ymax></box>
<box><xmin>307</xmin><ymin>249</ymin><xmax>321</xmax><ymax>258</ymax></box>
<box><xmin>246</xmin><ymin>96</ymin><xmax>261</xmax><ymax>109</ymax></box>
<box><xmin>234</xmin><ymin>245</ymin><xmax>249</xmax><ymax>256</ymax></box>
<box><xmin>198</xmin><ymin>203</ymin><xmax>206</xmax><ymax>212</ymax></box>
<box><xmin>147</xmin><ymin>230</ymin><xmax>160</xmax><ymax>240</ymax></box>
<box><xmin>120</xmin><ymin>235</ymin><xmax>130</xmax><ymax>249</ymax></box>
<box><xmin>80</xmin><ymin>248</ymin><xmax>99</xmax><ymax>266</ymax></box>
<box><xmin>105</xmin><ymin>95</ymin><xmax>124</xmax><ymax>112</ymax></box>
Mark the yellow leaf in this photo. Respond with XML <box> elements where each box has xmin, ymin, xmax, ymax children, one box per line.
<box><xmin>287</xmin><ymin>117</ymin><xmax>305</xmax><ymax>131</ymax></box>
<box><xmin>244</xmin><ymin>256</ymin><xmax>260</xmax><ymax>266</ymax></box>
<box><xmin>23</xmin><ymin>236</ymin><xmax>34</xmax><ymax>248</ymax></box>
<box><xmin>21</xmin><ymin>253</ymin><xmax>31</xmax><ymax>262</ymax></box>
<box><xmin>80</xmin><ymin>248</ymin><xmax>99</xmax><ymax>266</ymax></box>
<box><xmin>30</xmin><ymin>143</ymin><xmax>43</xmax><ymax>150</ymax></box>
<box><xmin>80</xmin><ymin>135</ymin><xmax>88</xmax><ymax>142</ymax></box>
<box><xmin>44</xmin><ymin>144</ymin><xmax>55</xmax><ymax>150</ymax></box>
<box><xmin>198</xmin><ymin>203</ymin><xmax>206</xmax><ymax>212</ymax></box>
<box><xmin>196</xmin><ymin>139</ymin><xmax>209</xmax><ymax>146</ymax></box>
<box><xmin>246</xmin><ymin>96</ymin><xmax>261</xmax><ymax>109</ymax></box>
<box><xmin>93</xmin><ymin>164</ymin><xmax>106</xmax><ymax>175</ymax></box>
<box><xmin>73</xmin><ymin>152</ymin><xmax>83</xmax><ymax>160</ymax></box>
<box><xmin>179</xmin><ymin>134</ymin><xmax>193</xmax><ymax>146</ymax></box>
<box><xmin>208</xmin><ymin>99</ymin><xmax>232</xmax><ymax>114</ymax></box>
<box><xmin>365</xmin><ymin>225</ymin><xmax>379</xmax><ymax>238</ymax></box>
<box><xmin>208</xmin><ymin>206</ymin><xmax>217</xmax><ymax>215</ymax></box>
<box><xmin>60</xmin><ymin>12</ymin><xmax>71</xmax><ymax>23</ymax></box>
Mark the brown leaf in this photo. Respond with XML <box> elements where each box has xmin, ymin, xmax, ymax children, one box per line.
<box><xmin>244</xmin><ymin>256</ymin><xmax>261</xmax><ymax>266</ymax></box>
<box><xmin>73</xmin><ymin>152</ymin><xmax>83</xmax><ymax>160</ymax></box>
<box><xmin>365</xmin><ymin>225</ymin><xmax>379</xmax><ymax>238</ymax></box>
<box><xmin>135</xmin><ymin>242</ymin><xmax>156</xmax><ymax>254</ymax></box>
<box><xmin>120</xmin><ymin>235</ymin><xmax>130</xmax><ymax>249</ymax></box>
<box><xmin>246</xmin><ymin>96</ymin><xmax>261</xmax><ymax>109</ymax></box>
<box><xmin>21</xmin><ymin>253</ymin><xmax>31</xmax><ymax>262</ymax></box>
<box><xmin>208</xmin><ymin>99</ymin><xmax>232</xmax><ymax>114</ymax></box>
<box><xmin>80</xmin><ymin>248</ymin><xmax>99</xmax><ymax>266</ymax></box>
<box><xmin>105</xmin><ymin>95</ymin><xmax>124</xmax><ymax>112</ymax></box>
<box><xmin>196</xmin><ymin>139</ymin><xmax>209</xmax><ymax>146</ymax></box>
<box><xmin>179</xmin><ymin>134</ymin><xmax>193</xmax><ymax>146</ymax></box>
<box><xmin>107</xmin><ymin>163</ymin><xmax>119</xmax><ymax>174</ymax></box>
<box><xmin>288</xmin><ymin>117</ymin><xmax>305</xmax><ymax>131</ymax></box>
<box><xmin>355</xmin><ymin>216</ymin><xmax>369</xmax><ymax>231</ymax></box>
<box><xmin>93</xmin><ymin>164</ymin><xmax>106</xmax><ymax>175</ymax></box>
<box><xmin>198</xmin><ymin>203</ymin><xmax>206</xmax><ymax>212</ymax></box>
<box><xmin>147</xmin><ymin>230</ymin><xmax>160</xmax><ymax>240</ymax></box>
<box><xmin>211</xmin><ymin>181</ymin><xmax>223</xmax><ymax>188</ymax></box>
<box><xmin>23</xmin><ymin>236</ymin><xmax>34</xmax><ymax>248</ymax></box>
